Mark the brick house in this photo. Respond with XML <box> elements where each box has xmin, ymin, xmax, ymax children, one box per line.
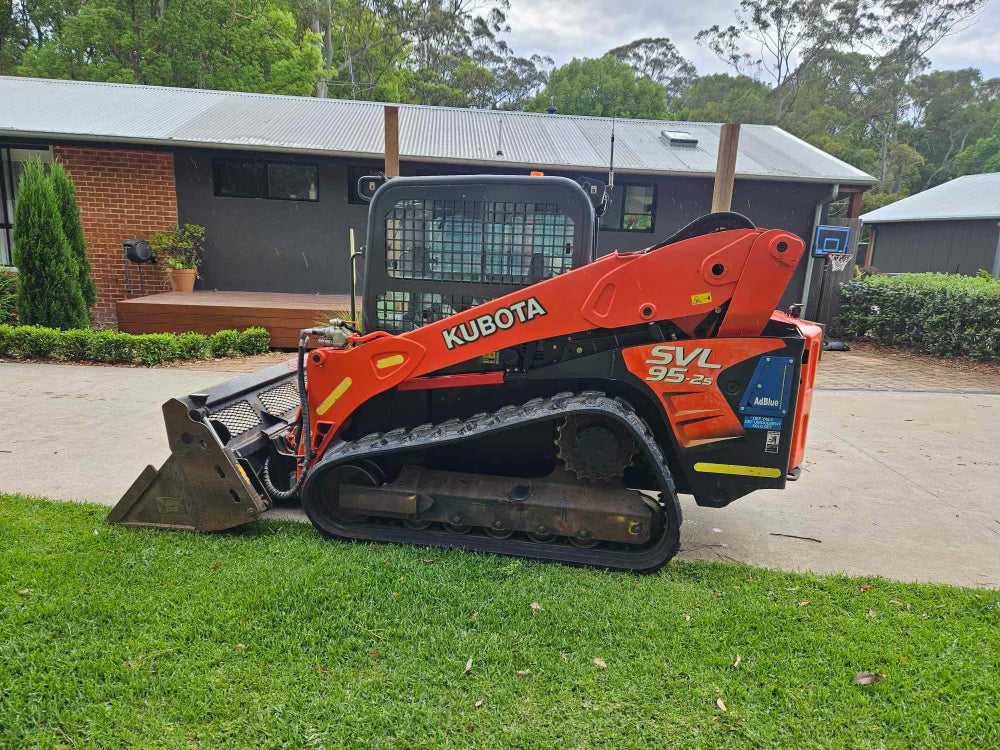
<box><xmin>1</xmin><ymin>76</ymin><xmax>874</xmax><ymax>328</ymax></box>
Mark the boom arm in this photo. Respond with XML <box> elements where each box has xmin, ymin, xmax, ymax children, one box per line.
<box><xmin>304</xmin><ymin>227</ymin><xmax>804</xmax><ymax>460</ymax></box>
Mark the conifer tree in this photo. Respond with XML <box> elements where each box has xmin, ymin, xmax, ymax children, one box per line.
<box><xmin>50</xmin><ymin>161</ymin><xmax>97</xmax><ymax>313</ymax></box>
<box><xmin>12</xmin><ymin>160</ymin><xmax>89</xmax><ymax>329</ymax></box>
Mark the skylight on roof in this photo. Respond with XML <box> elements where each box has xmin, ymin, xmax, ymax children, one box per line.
<box><xmin>661</xmin><ymin>130</ymin><xmax>698</xmax><ymax>146</ymax></box>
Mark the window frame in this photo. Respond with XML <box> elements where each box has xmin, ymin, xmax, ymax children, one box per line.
<box><xmin>599</xmin><ymin>182</ymin><xmax>657</xmax><ymax>234</ymax></box>
<box><xmin>212</xmin><ymin>157</ymin><xmax>319</xmax><ymax>202</ymax></box>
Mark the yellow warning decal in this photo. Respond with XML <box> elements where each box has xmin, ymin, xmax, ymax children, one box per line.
<box><xmin>376</xmin><ymin>354</ymin><xmax>405</xmax><ymax>369</ymax></box>
<box><xmin>691</xmin><ymin>292</ymin><xmax>713</xmax><ymax>305</ymax></box>
<box><xmin>316</xmin><ymin>377</ymin><xmax>352</xmax><ymax>416</ymax></box>
<box><xmin>693</xmin><ymin>462</ymin><xmax>782</xmax><ymax>478</ymax></box>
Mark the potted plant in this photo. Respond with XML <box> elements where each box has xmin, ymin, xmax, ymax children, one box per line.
<box><xmin>150</xmin><ymin>224</ymin><xmax>205</xmax><ymax>292</ymax></box>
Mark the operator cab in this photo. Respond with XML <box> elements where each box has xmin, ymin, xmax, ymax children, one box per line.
<box><xmin>359</xmin><ymin>174</ymin><xmax>604</xmax><ymax>340</ymax></box>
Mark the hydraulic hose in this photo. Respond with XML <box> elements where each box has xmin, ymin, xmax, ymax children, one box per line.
<box><xmin>261</xmin><ymin>330</ymin><xmax>312</xmax><ymax>501</ymax></box>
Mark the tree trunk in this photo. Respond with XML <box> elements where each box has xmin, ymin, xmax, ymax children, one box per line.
<box><xmin>312</xmin><ymin>15</ymin><xmax>328</xmax><ymax>98</ymax></box>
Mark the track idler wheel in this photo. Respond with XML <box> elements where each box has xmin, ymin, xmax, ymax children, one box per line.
<box><xmin>312</xmin><ymin>460</ymin><xmax>385</xmax><ymax>524</ymax></box>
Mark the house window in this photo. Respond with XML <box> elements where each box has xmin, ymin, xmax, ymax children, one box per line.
<box><xmin>212</xmin><ymin>158</ymin><xmax>317</xmax><ymax>201</ymax></box>
<box><xmin>1</xmin><ymin>146</ymin><xmax>53</xmax><ymax>266</ymax></box>
<box><xmin>599</xmin><ymin>183</ymin><xmax>656</xmax><ymax>233</ymax></box>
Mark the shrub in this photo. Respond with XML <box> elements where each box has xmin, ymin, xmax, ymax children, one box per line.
<box><xmin>208</xmin><ymin>329</ymin><xmax>241</xmax><ymax>357</ymax></box>
<box><xmin>0</xmin><ymin>271</ymin><xmax>16</xmax><ymax>325</ymax></box>
<box><xmin>237</xmin><ymin>327</ymin><xmax>270</xmax><ymax>355</ymax></box>
<box><xmin>86</xmin><ymin>331</ymin><xmax>137</xmax><ymax>363</ymax></box>
<box><xmin>133</xmin><ymin>334</ymin><xmax>179</xmax><ymax>366</ymax></box>
<box><xmin>50</xmin><ymin>161</ymin><xmax>97</xmax><ymax>313</ymax></box>
<box><xmin>57</xmin><ymin>329</ymin><xmax>92</xmax><ymax>360</ymax></box>
<box><xmin>0</xmin><ymin>324</ymin><xmax>14</xmax><ymax>355</ymax></box>
<box><xmin>0</xmin><ymin>326</ymin><xmax>270</xmax><ymax>365</ymax></box>
<box><xmin>7</xmin><ymin>325</ymin><xmax>62</xmax><ymax>359</ymax></box>
<box><xmin>839</xmin><ymin>273</ymin><xmax>1000</xmax><ymax>361</ymax></box>
<box><xmin>173</xmin><ymin>332</ymin><xmax>210</xmax><ymax>359</ymax></box>
<box><xmin>12</xmin><ymin>160</ymin><xmax>88</xmax><ymax>329</ymax></box>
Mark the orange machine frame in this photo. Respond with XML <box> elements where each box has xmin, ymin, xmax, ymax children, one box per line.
<box><xmin>302</xmin><ymin>227</ymin><xmax>812</xmax><ymax>468</ymax></box>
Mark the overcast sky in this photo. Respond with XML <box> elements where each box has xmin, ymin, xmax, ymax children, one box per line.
<box><xmin>504</xmin><ymin>0</ymin><xmax>1000</xmax><ymax>79</ymax></box>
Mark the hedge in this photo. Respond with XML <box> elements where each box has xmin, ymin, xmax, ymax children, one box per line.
<box><xmin>1</xmin><ymin>270</ymin><xmax>17</xmax><ymax>325</ymax></box>
<box><xmin>839</xmin><ymin>273</ymin><xmax>1000</xmax><ymax>361</ymax></box>
<box><xmin>0</xmin><ymin>326</ymin><xmax>271</xmax><ymax>366</ymax></box>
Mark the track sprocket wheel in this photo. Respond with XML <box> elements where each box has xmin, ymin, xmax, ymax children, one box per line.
<box><xmin>555</xmin><ymin>415</ymin><xmax>638</xmax><ymax>482</ymax></box>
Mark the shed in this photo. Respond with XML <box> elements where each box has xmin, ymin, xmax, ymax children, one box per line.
<box><xmin>860</xmin><ymin>173</ymin><xmax>1000</xmax><ymax>278</ymax></box>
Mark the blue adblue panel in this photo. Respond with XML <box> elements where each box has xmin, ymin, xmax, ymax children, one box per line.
<box><xmin>739</xmin><ymin>355</ymin><xmax>796</xmax><ymax>420</ymax></box>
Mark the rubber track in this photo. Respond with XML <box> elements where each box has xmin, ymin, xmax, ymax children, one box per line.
<box><xmin>301</xmin><ymin>391</ymin><xmax>683</xmax><ymax>572</ymax></box>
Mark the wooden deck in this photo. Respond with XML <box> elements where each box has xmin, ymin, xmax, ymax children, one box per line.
<box><xmin>117</xmin><ymin>291</ymin><xmax>360</xmax><ymax>348</ymax></box>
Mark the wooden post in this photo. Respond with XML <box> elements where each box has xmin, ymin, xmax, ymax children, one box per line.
<box><xmin>384</xmin><ymin>105</ymin><xmax>399</xmax><ymax>177</ymax></box>
<box><xmin>864</xmin><ymin>227</ymin><xmax>876</xmax><ymax>267</ymax></box>
<box><xmin>711</xmin><ymin>123</ymin><xmax>740</xmax><ymax>213</ymax></box>
<box><xmin>847</xmin><ymin>190</ymin><xmax>863</xmax><ymax>219</ymax></box>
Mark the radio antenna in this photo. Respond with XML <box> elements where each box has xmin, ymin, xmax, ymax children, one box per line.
<box><xmin>608</xmin><ymin>117</ymin><xmax>616</xmax><ymax>188</ymax></box>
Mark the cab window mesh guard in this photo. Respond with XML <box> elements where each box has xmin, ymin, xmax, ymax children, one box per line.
<box><xmin>376</xmin><ymin>291</ymin><xmax>494</xmax><ymax>334</ymax></box>
<box><xmin>385</xmin><ymin>199</ymin><xmax>575</xmax><ymax>285</ymax></box>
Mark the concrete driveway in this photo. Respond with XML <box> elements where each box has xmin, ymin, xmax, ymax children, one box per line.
<box><xmin>2</xmin><ymin>352</ymin><xmax>998</xmax><ymax>588</ymax></box>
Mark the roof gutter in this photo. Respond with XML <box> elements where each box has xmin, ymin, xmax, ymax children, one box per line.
<box><xmin>799</xmin><ymin>183</ymin><xmax>839</xmax><ymax>316</ymax></box>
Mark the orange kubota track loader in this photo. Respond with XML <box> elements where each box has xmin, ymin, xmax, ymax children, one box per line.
<box><xmin>108</xmin><ymin>175</ymin><xmax>822</xmax><ymax>572</ymax></box>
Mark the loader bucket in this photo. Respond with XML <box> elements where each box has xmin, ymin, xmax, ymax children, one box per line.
<box><xmin>107</xmin><ymin>361</ymin><xmax>301</xmax><ymax>531</ymax></box>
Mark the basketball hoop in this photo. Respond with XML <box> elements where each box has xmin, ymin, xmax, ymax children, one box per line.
<box><xmin>827</xmin><ymin>252</ymin><xmax>853</xmax><ymax>273</ymax></box>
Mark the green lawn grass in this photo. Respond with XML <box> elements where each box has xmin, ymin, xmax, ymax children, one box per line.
<box><xmin>2</xmin><ymin>495</ymin><xmax>999</xmax><ymax>748</ymax></box>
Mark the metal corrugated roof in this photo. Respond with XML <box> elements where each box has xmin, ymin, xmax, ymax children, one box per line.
<box><xmin>0</xmin><ymin>75</ymin><xmax>875</xmax><ymax>185</ymax></box>
<box><xmin>860</xmin><ymin>173</ymin><xmax>1000</xmax><ymax>223</ymax></box>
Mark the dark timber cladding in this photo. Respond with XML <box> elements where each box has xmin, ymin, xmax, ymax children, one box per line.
<box><xmin>870</xmin><ymin>219</ymin><xmax>1000</xmax><ymax>275</ymax></box>
<box><xmin>174</xmin><ymin>147</ymin><xmax>834</xmax><ymax>310</ymax></box>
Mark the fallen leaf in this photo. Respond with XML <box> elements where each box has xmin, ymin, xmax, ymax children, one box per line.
<box><xmin>209</xmin><ymin>561</ymin><xmax>221</xmax><ymax>570</ymax></box>
<box><xmin>235</xmin><ymin>644</ymin><xmax>246</xmax><ymax>650</ymax></box>
<box><xmin>852</xmin><ymin>672</ymin><xmax>886</xmax><ymax>685</ymax></box>
<box><xmin>420</xmin><ymin>558</ymin><xmax>437</xmax><ymax>564</ymax></box>
<box><xmin>465</xmin><ymin>723</ymin><xmax>475</xmax><ymax>733</ymax></box>
<box><xmin>18</xmin><ymin>589</ymin><xmax>33</xmax><ymax>596</ymax></box>
<box><xmin>716</xmin><ymin>698</ymin><xmax>727</xmax><ymax>711</ymax></box>
<box><xmin>471</xmin><ymin>611</ymin><xmax>478</xmax><ymax>619</ymax></box>
<box><xmin>530</xmin><ymin>602</ymin><xmax>541</xmax><ymax>613</ymax></box>
<box><xmin>799</xmin><ymin>600</ymin><xmax>810</xmax><ymax>607</ymax></box>
<box><xmin>867</xmin><ymin>609</ymin><xmax>878</xmax><ymax>618</ymax></box>
<box><xmin>860</xmin><ymin>585</ymin><xmax>873</xmax><ymax>592</ymax></box>
<box><xmin>398</xmin><ymin>576</ymin><xmax>404</xmax><ymax>583</ymax></box>
<box><xmin>896</xmin><ymin>654</ymin><xmax>909</xmax><ymax>663</ymax></box>
<box><xmin>464</xmin><ymin>656</ymin><xmax>473</xmax><ymax>675</ymax></box>
<box><xmin>593</xmin><ymin>658</ymin><xmax>607</xmax><ymax>668</ymax></box>
<box><xmin>560</xmin><ymin>651</ymin><xmax>568</xmax><ymax>662</ymax></box>
<box><xmin>733</xmin><ymin>654</ymin><xmax>741</xmax><ymax>668</ymax></box>
<box><xmin>516</xmin><ymin>669</ymin><xmax>531</xmax><ymax>676</ymax></box>
<box><xmin>474</xmin><ymin>700</ymin><xmax>484</xmax><ymax>708</ymax></box>
<box><xmin>684</xmin><ymin>614</ymin><xmax>691</xmax><ymax>622</ymax></box>
<box><xmin>367</xmin><ymin>649</ymin><xmax>381</xmax><ymax>660</ymax></box>
<box><xmin>93</xmin><ymin>530</ymin><xmax>99</xmax><ymax>536</ymax></box>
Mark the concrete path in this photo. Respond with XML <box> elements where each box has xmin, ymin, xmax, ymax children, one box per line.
<box><xmin>2</xmin><ymin>357</ymin><xmax>998</xmax><ymax>588</ymax></box>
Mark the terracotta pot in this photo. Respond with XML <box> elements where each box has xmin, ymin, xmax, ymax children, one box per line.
<box><xmin>169</xmin><ymin>268</ymin><xmax>197</xmax><ymax>292</ymax></box>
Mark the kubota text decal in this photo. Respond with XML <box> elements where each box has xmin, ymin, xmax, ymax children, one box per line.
<box><xmin>442</xmin><ymin>297</ymin><xmax>547</xmax><ymax>350</ymax></box>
